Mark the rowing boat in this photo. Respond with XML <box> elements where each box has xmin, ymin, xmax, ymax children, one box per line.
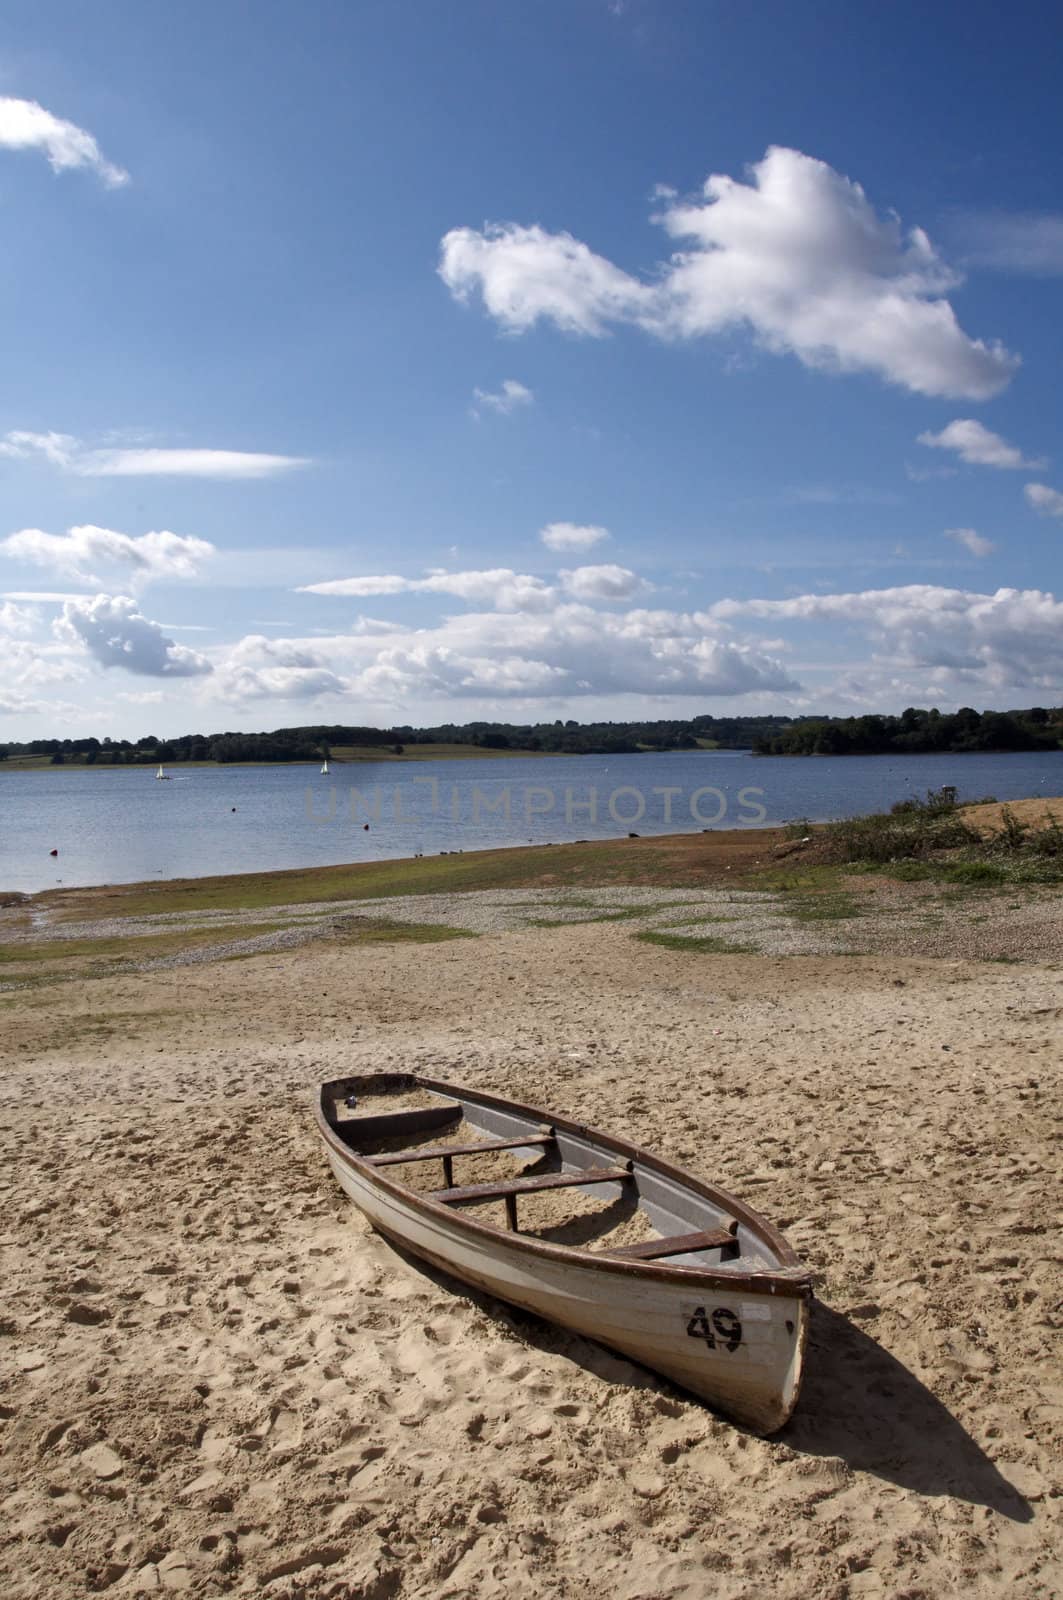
<box><xmin>316</xmin><ymin>1073</ymin><xmax>812</xmax><ymax>1433</ymax></box>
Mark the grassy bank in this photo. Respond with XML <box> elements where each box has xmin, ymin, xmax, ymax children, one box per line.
<box><xmin>15</xmin><ymin>790</ymin><xmax>1063</xmax><ymax>924</ymax></box>
<box><xmin>810</xmin><ymin>787</ymin><xmax>1063</xmax><ymax>885</ymax></box>
<box><xmin>20</xmin><ymin>828</ymin><xmax>779</xmax><ymax>922</ymax></box>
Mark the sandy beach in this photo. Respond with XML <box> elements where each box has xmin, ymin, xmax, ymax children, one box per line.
<box><xmin>1</xmin><ymin>863</ymin><xmax>1061</xmax><ymax>1597</ymax></box>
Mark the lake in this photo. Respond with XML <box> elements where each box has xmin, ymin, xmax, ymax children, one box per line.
<box><xmin>3</xmin><ymin>749</ymin><xmax>1063</xmax><ymax>895</ymax></box>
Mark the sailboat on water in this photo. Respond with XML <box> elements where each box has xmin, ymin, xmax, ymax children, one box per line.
<box><xmin>155</xmin><ymin>764</ymin><xmax>171</xmax><ymax>781</ymax></box>
<box><xmin>320</xmin><ymin>758</ymin><xmax>330</xmax><ymax>775</ymax></box>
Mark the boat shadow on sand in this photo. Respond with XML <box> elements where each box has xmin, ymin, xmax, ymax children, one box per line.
<box><xmin>382</xmin><ymin>1239</ymin><xmax>1032</xmax><ymax>1522</ymax></box>
<box><xmin>787</xmin><ymin>1302</ymin><xmax>1032</xmax><ymax>1521</ymax></box>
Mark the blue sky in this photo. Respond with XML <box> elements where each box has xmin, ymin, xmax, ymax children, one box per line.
<box><xmin>1</xmin><ymin>0</ymin><xmax>1062</xmax><ymax>738</ymax></box>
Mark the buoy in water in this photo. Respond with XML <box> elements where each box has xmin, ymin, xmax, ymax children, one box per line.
<box><xmin>49</xmin><ymin>848</ymin><xmax>58</xmax><ymax>856</ymax></box>
<box><xmin>363</xmin><ymin>823</ymin><xmax>369</xmax><ymax>831</ymax></box>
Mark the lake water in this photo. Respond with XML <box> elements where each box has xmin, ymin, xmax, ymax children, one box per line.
<box><xmin>3</xmin><ymin>749</ymin><xmax>1062</xmax><ymax>895</ymax></box>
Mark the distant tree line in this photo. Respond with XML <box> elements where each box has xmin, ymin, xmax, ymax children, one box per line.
<box><xmin>391</xmin><ymin>714</ymin><xmax>797</xmax><ymax>755</ymax></box>
<box><xmin>753</xmin><ymin>706</ymin><xmax>1063</xmax><ymax>756</ymax></box>
<box><xmin>2</xmin><ymin>707</ymin><xmax>1060</xmax><ymax>766</ymax></box>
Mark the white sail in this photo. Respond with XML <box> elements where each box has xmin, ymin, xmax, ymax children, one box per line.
<box><xmin>321</xmin><ymin>760</ymin><xmax>329</xmax><ymax>774</ymax></box>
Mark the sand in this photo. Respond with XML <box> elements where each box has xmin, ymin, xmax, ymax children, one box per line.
<box><xmin>1</xmin><ymin>916</ymin><xmax>1060</xmax><ymax>1598</ymax></box>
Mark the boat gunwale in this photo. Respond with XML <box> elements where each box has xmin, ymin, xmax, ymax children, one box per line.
<box><xmin>316</xmin><ymin>1073</ymin><xmax>812</xmax><ymax>1300</ymax></box>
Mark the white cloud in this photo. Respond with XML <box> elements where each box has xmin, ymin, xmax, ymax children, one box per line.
<box><xmin>540</xmin><ymin>521</ymin><xmax>610</xmax><ymax>552</ymax></box>
<box><xmin>0</xmin><ymin>525</ymin><xmax>214</xmax><ymax>587</ymax></box>
<box><xmin>210</xmin><ymin>635</ymin><xmax>348</xmax><ymax>701</ymax></box>
<box><xmin>298</xmin><ymin>567</ymin><xmax>558</xmax><ymax>612</ymax></box>
<box><xmin>917</xmin><ymin>418</ymin><xmax>1043</xmax><ymax>470</ymax></box>
<box><xmin>0</xmin><ymin>95</ymin><xmax>128</xmax><ymax>187</ymax></box>
<box><xmin>712</xmin><ymin>583</ymin><xmax>1063</xmax><ymax>690</ymax></box>
<box><xmin>0</xmin><ymin>432</ymin><xmax>309</xmax><ymax>478</ymax></box>
<box><xmin>0</xmin><ymin>430</ymin><xmax>78</xmax><ymax>466</ymax></box>
<box><xmin>55</xmin><ymin>595</ymin><xmax>213</xmax><ymax>677</ymax></box>
<box><xmin>560</xmin><ymin>564</ymin><xmax>647</xmax><ymax>601</ymax></box>
<box><xmin>1</xmin><ymin>590</ymin><xmax>93</xmax><ymax>602</ymax></box>
<box><xmin>442</xmin><ymin>223</ymin><xmax>657</xmax><ymax>336</ymax></box>
<box><xmin>944</xmin><ymin>528</ymin><xmax>995</xmax><ymax>558</ymax></box>
<box><xmin>351</xmin><ymin>615</ymin><xmax>410</xmax><ymax>635</ymax></box>
<box><xmin>82</xmin><ymin>448</ymin><xmax>310</xmax><ymax>479</ymax></box>
<box><xmin>420</xmin><ymin>569</ymin><xmax>556</xmax><ymax>611</ymax></box>
<box><xmin>1024</xmin><ymin>483</ymin><xmax>1063</xmax><ymax>519</ymax></box>
<box><xmin>300</xmin><ymin>574</ymin><xmax>409</xmax><ymax>598</ymax></box>
<box><xmin>351</xmin><ymin>645</ymin><xmax>569</xmax><ymax>701</ymax></box>
<box><xmin>440</xmin><ymin>146</ymin><xmax>1017</xmax><ymax>399</ymax></box>
<box><xmin>301</xmin><ymin>564</ymin><xmax>651</xmax><ymax>612</ymax></box>
<box><xmin>214</xmin><ymin>665</ymin><xmax>347</xmax><ymax>701</ymax></box>
<box><xmin>217</xmin><ymin>593</ymin><xmax>796</xmax><ymax>708</ymax></box>
<box><xmin>472</xmin><ymin>378</ymin><xmax>534</xmax><ymax>416</ymax></box>
<box><xmin>0</xmin><ymin>600</ymin><xmax>36</xmax><ymax>634</ymax></box>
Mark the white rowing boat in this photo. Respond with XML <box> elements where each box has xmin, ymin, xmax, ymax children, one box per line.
<box><xmin>316</xmin><ymin>1074</ymin><xmax>812</xmax><ymax>1433</ymax></box>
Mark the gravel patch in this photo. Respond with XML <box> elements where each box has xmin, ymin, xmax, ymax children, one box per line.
<box><xmin>4</xmin><ymin>881</ymin><xmax>1060</xmax><ymax>982</ymax></box>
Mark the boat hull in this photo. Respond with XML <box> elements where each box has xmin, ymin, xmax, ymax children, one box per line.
<box><xmin>321</xmin><ymin>1123</ymin><xmax>809</xmax><ymax>1435</ymax></box>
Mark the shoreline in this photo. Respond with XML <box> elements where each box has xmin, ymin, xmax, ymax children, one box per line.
<box><xmin>6</xmin><ymin>823</ymin><xmax>788</xmax><ymax>916</ymax></box>
<box><xmin>7</xmin><ymin>793</ymin><xmax>1063</xmax><ymax>914</ymax></box>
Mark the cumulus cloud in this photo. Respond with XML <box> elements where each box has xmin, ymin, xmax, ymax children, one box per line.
<box><xmin>0</xmin><ymin>600</ymin><xmax>36</xmax><ymax>634</ymax></box>
<box><xmin>472</xmin><ymin>378</ymin><xmax>534</xmax><ymax>416</ymax></box>
<box><xmin>351</xmin><ymin>645</ymin><xmax>569</xmax><ymax>701</ymax></box>
<box><xmin>945</xmin><ymin>528</ymin><xmax>995</xmax><ymax>558</ymax></box>
<box><xmin>418</xmin><ymin>570</ymin><xmax>557</xmax><ymax>611</ymax></box>
<box><xmin>559</xmin><ymin>564</ymin><xmax>646</xmax><ymax>601</ymax></box>
<box><xmin>442</xmin><ymin>224</ymin><xmax>657</xmax><ymax>336</ymax></box>
<box><xmin>440</xmin><ymin>146</ymin><xmax>1017</xmax><ymax>399</ymax></box>
<box><xmin>55</xmin><ymin>595</ymin><xmax>213</xmax><ymax>677</ymax></box>
<box><xmin>0</xmin><ymin>632</ymin><xmax>86</xmax><ymax>690</ymax></box>
<box><xmin>540</xmin><ymin>522</ymin><xmax>609</xmax><ymax>552</ymax></box>
<box><xmin>1024</xmin><ymin>483</ymin><xmax>1063</xmax><ymax>518</ymax></box>
<box><xmin>0</xmin><ymin>525</ymin><xmax>214</xmax><ymax>587</ymax></box>
<box><xmin>917</xmin><ymin>418</ymin><xmax>1043</xmax><ymax>470</ymax></box>
<box><xmin>208</xmin><ymin>635</ymin><xmax>348</xmax><ymax>701</ymax></box>
<box><xmin>219</xmin><ymin>592</ymin><xmax>796</xmax><ymax>708</ymax></box>
<box><xmin>0</xmin><ymin>431</ymin><xmax>309</xmax><ymax>478</ymax></box>
<box><xmin>712</xmin><ymin>583</ymin><xmax>1063</xmax><ymax>691</ymax></box>
<box><xmin>0</xmin><ymin>95</ymin><xmax>127</xmax><ymax>187</ymax></box>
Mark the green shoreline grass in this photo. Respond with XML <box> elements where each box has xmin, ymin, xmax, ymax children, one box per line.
<box><xmin>0</xmin><ymin>914</ymin><xmax>475</xmax><ymax>988</ymax></box>
<box><xmin>5</xmin><ymin>793</ymin><xmax>1060</xmax><ymax>970</ymax></box>
<box><xmin>16</xmin><ymin>831</ymin><xmax>775</xmax><ymax>922</ymax></box>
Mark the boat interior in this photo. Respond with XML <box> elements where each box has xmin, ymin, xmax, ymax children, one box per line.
<box><xmin>322</xmin><ymin>1074</ymin><xmax>785</xmax><ymax>1271</ymax></box>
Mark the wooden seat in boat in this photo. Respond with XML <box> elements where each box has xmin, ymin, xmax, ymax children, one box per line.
<box><xmin>367</xmin><ymin>1132</ymin><xmax>555</xmax><ymax>1188</ymax></box>
<box><xmin>602</xmin><ymin>1223</ymin><xmax>740</xmax><ymax>1262</ymax></box>
<box><xmin>432</xmin><ymin>1164</ymin><xmax>632</xmax><ymax>1231</ymax></box>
